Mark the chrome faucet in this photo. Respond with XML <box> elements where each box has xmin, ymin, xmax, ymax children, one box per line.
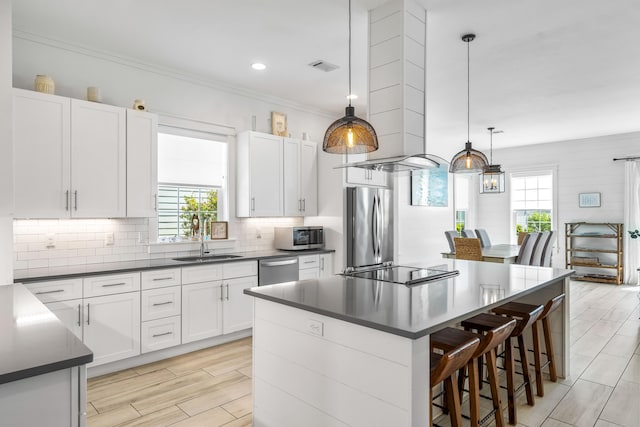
<box><xmin>200</xmin><ymin>217</ymin><xmax>209</xmax><ymax>257</ymax></box>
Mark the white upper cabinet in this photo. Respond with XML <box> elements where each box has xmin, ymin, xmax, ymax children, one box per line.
<box><xmin>345</xmin><ymin>153</ymin><xmax>387</xmax><ymax>187</ymax></box>
<box><xmin>13</xmin><ymin>89</ymin><xmax>157</xmax><ymax>219</ymax></box>
<box><xmin>13</xmin><ymin>89</ymin><xmax>71</xmax><ymax>218</ymax></box>
<box><xmin>236</xmin><ymin>131</ymin><xmax>284</xmax><ymax>217</ymax></box>
<box><xmin>71</xmin><ymin>99</ymin><xmax>126</xmax><ymax>218</ymax></box>
<box><xmin>126</xmin><ymin>109</ymin><xmax>158</xmax><ymax>217</ymax></box>
<box><xmin>284</xmin><ymin>138</ymin><xmax>318</xmax><ymax>216</ymax></box>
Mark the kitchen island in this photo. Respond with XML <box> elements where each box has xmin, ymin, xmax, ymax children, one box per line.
<box><xmin>244</xmin><ymin>260</ymin><xmax>573</xmax><ymax>427</ymax></box>
<box><xmin>0</xmin><ymin>284</ymin><xmax>93</xmax><ymax>427</ymax></box>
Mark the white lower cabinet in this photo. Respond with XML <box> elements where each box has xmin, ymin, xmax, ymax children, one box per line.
<box><xmin>299</xmin><ymin>254</ymin><xmax>320</xmax><ymax>280</ymax></box>
<box><xmin>223</xmin><ymin>275</ymin><xmax>257</xmax><ymax>334</ymax></box>
<box><xmin>181</xmin><ymin>280</ymin><xmax>224</xmax><ymax>344</ymax></box>
<box><xmin>319</xmin><ymin>253</ymin><xmax>334</xmax><ymax>277</ymax></box>
<box><xmin>141</xmin><ymin>316</ymin><xmax>181</xmax><ymax>353</ymax></box>
<box><xmin>83</xmin><ymin>291</ymin><xmax>141</xmax><ymax>366</ymax></box>
<box><xmin>45</xmin><ymin>299</ymin><xmax>83</xmax><ymax>340</ymax></box>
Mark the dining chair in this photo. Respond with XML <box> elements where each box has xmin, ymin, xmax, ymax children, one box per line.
<box><xmin>454</xmin><ymin>237</ymin><xmax>483</xmax><ymax>261</ymax></box>
<box><xmin>530</xmin><ymin>231</ymin><xmax>551</xmax><ymax>266</ymax></box>
<box><xmin>541</xmin><ymin>231</ymin><xmax>556</xmax><ymax>267</ymax></box>
<box><xmin>462</xmin><ymin>229</ymin><xmax>476</xmax><ymax>238</ymax></box>
<box><xmin>517</xmin><ymin>232</ymin><xmax>528</xmax><ymax>246</ymax></box>
<box><xmin>445</xmin><ymin>230</ymin><xmax>459</xmax><ymax>253</ymax></box>
<box><xmin>474</xmin><ymin>229</ymin><xmax>492</xmax><ymax>248</ymax></box>
<box><xmin>515</xmin><ymin>232</ymin><xmax>541</xmax><ymax>265</ymax></box>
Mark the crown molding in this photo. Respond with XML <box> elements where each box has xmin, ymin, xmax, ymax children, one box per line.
<box><xmin>13</xmin><ymin>29</ymin><xmax>335</xmax><ymax>119</ymax></box>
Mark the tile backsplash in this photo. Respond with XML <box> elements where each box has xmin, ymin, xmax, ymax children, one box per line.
<box><xmin>13</xmin><ymin>217</ymin><xmax>303</xmax><ymax>270</ymax></box>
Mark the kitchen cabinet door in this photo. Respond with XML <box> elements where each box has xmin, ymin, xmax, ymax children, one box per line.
<box><xmin>13</xmin><ymin>89</ymin><xmax>71</xmax><ymax>218</ymax></box>
<box><xmin>83</xmin><ymin>292</ymin><xmax>141</xmax><ymax>366</ymax></box>
<box><xmin>181</xmin><ymin>281</ymin><xmax>223</xmax><ymax>343</ymax></box>
<box><xmin>70</xmin><ymin>99</ymin><xmax>126</xmax><ymax>218</ymax></box>
<box><xmin>222</xmin><ymin>275</ymin><xmax>257</xmax><ymax>334</ymax></box>
<box><xmin>319</xmin><ymin>253</ymin><xmax>334</xmax><ymax>277</ymax></box>
<box><xmin>126</xmin><ymin>109</ymin><xmax>158</xmax><ymax>217</ymax></box>
<box><xmin>236</xmin><ymin>131</ymin><xmax>283</xmax><ymax>217</ymax></box>
<box><xmin>283</xmin><ymin>138</ymin><xmax>301</xmax><ymax>216</ymax></box>
<box><xmin>45</xmin><ymin>299</ymin><xmax>83</xmax><ymax>341</ymax></box>
<box><xmin>283</xmin><ymin>138</ymin><xmax>318</xmax><ymax>216</ymax></box>
<box><xmin>299</xmin><ymin>140</ymin><xmax>318</xmax><ymax>215</ymax></box>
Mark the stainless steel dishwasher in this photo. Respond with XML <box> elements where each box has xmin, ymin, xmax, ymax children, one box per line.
<box><xmin>258</xmin><ymin>256</ymin><xmax>299</xmax><ymax>285</ymax></box>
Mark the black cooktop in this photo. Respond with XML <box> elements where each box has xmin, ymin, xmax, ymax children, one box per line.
<box><xmin>347</xmin><ymin>264</ymin><xmax>459</xmax><ymax>286</ymax></box>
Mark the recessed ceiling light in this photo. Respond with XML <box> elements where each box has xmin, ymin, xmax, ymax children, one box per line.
<box><xmin>251</xmin><ymin>63</ymin><xmax>266</xmax><ymax>71</ymax></box>
<box><xmin>347</xmin><ymin>93</ymin><xmax>358</xmax><ymax>100</ymax></box>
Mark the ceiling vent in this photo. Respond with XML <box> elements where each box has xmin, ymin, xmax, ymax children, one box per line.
<box><xmin>308</xmin><ymin>60</ymin><xmax>339</xmax><ymax>72</ymax></box>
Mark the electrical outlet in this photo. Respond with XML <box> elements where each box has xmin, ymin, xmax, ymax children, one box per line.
<box><xmin>46</xmin><ymin>233</ymin><xmax>55</xmax><ymax>249</ymax></box>
<box><xmin>307</xmin><ymin>319</ymin><xmax>324</xmax><ymax>336</ymax></box>
<box><xmin>105</xmin><ymin>232</ymin><xmax>114</xmax><ymax>246</ymax></box>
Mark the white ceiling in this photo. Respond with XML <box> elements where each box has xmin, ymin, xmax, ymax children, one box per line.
<box><xmin>12</xmin><ymin>0</ymin><xmax>640</xmax><ymax>151</ymax></box>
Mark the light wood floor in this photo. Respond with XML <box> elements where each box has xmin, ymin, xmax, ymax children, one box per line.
<box><xmin>87</xmin><ymin>337</ymin><xmax>253</xmax><ymax>427</ymax></box>
<box><xmin>88</xmin><ymin>281</ymin><xmax>640</xmax><ymax>427</ymax></box>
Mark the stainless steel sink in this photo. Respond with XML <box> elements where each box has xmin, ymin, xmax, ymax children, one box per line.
<box><xmin>172</xmin><ymin>254</ymin><xmax>242</xmax><ymax>262</ymax></box>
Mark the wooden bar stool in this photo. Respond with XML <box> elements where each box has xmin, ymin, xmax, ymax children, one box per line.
<box><xmin>431</xmin><ymin>316</ymin><xmax>516</xmax><ymax>427</ymax></box>
<box><xmin>430</xmin><ymin>334</ymin><xmax>480</xmax><ymax>427</ymax></box>
<box><xmin>463</xmin><ymin>302</ymin><xmax>544</xmax><ymax>425</ymax></box>
<box><xmin>495</xmin><ymin>294</ymin><xmax>565</xmax><ymax>397</ymax></box>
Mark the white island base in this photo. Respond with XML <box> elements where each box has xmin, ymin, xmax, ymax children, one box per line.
<box><xmin>250</xmin><ymin>276</ymin><xmax>569</xmax><ymax>427</ymax></box>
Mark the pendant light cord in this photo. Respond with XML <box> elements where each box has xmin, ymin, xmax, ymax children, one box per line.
<box><xmin>467</xmin><ymin>37</ymin><xmax>470</xmax><ymax>143</ymax></box>
<box><xmin>348</xmin><ymin>0</ymin><xmax>352</xmax><ymax>107</ymax></box>
<box><xmin>489</xmin><ymin>128</ymin><xmax>493</xmax><ymax>164</ymax></box>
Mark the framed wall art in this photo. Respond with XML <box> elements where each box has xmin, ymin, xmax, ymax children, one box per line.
<box><xmin>410</xmin><ymin>167</ymin><xmax>448</xmax><ymax>207</ymax></box>
<box><xmin>271</xmin><ymin>111</ymin><xmax>287</xmax><ymax>136</ymax></box>
<box><xmin>210</xmin><ymin>221</ymin><xmax>228</xmax><ymax>239</ymax></box>
<box><xmin>578</xmin><ymin>192</ymin><xmax>601</xmax><ymax>208</ymax></box>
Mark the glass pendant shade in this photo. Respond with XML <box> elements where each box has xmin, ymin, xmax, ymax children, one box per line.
<box><xmin>323</xmin><ymin>106</ymin><xmax>379</xmax><ymax>154</ymax></box>
<box><xmin>481</xmin><ymin>164</ymin><xmax>505</xmax><ymax>193</ymax></box>
<box><xmin>449</xmin><ymin>142</ymin><xmax>489</xmax><ymax>173</ymax></box>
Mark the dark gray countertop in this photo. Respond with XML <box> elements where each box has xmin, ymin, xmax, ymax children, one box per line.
<box><xmin>14</xmin><ymin>248</ymin><xmax>335</xmax><ymax>283</ymax></box>
<box><xmin>0</xmin><ymin>284</ymin><xmax>93</xmax><ymax>385</ymax></box>
<box><xmin>244</xmin><ymin>260</ymin><xmax>574</xmax><ymax>339</ymax></box>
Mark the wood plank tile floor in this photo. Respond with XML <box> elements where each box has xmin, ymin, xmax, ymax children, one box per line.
<box><xmin>89</xmin><ymin>281</ymin><xmax>639</xmax><ymax>427</ymax></box>
<box><xmin>88</xmin><ymin>337</ymin><xmax>253</xmax><ymax>427</ymax></box>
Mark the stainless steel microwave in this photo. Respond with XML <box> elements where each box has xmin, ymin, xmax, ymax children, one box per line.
<box><xmin>274</xmin><ymin>226</ymin><xmax>325</xmax><ymax>250</ymax></box>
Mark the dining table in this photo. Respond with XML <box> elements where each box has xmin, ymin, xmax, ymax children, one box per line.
<box><xmin>441</xmin><ymin>243</ymin><xmax>520</xmax><ymax>264</ymax></box>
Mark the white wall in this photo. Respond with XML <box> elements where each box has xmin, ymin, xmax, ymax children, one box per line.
<box><xmin>11</xmin><ymin>34</ymin><xmax>340</xmax><ymax>270</ymax></box>
<box><xmin>477</xmin><ymin>131</ymin><xmax>639</xmax><ymax>266</ymax></box>
<box><xmin>0</xmin><ymin>0</ymin><xmax>13</xmax><ymax>284</ymax></box>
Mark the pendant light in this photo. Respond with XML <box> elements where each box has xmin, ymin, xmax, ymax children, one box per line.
<box><xmin>449</xmin><ymin>34</ymin><xmax>488</xmax><ymax>173</ymax></box>
<box><xmin>480</xmin><ymin>127</ymin><xmax>505</xmax><ymax>193</ymax></box>
<box><xmin>322</xmin><ymin>0</ymin><xmax>378</xmax><ymax>154</ymax></box>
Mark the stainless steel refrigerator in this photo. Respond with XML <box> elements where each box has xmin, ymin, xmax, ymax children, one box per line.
<box><xmin>346</xmin><ymin>187</ymin><xmax>394</xmax><ymax>268</ymax></box>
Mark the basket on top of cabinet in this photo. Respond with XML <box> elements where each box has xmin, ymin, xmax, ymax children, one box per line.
<box><xmin>565</xmin><ymin>222</ymin><xmax>623</xmax><ymax>285</ymax></box>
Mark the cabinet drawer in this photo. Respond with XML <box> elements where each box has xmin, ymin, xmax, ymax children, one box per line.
<box><xmin>141</xmin><ymin>316</ymin><xmax>181</xmax><ymax>353</ymax></box>
<box><xmin>299</xmin><ymin>268</ymin><xmax>319</xmax><ymax>280</ymax></box>
<box><xmin>141</xmin><ymin>268</ymin><xmax>181</xmax><ymax>290</ymax></box>
<box><xmin>298</xmin><ymin>254</ymin><xmax>319</xmax><ymax>270</ymax></box>
<box><xmin>83</xmin><ymin>273</ymin><xmax>141</xmax><ymax>297</ymax></box>
<box><xmin>141</xmin><ymin>286</ymin><xmax>181</xmax><ymax>321</ymax></box>
<box><xmin>223</xmin><ymin>261</ymin><xmax>257</xmax><ymax>279</ymax></box>
<box><xmin>182</xmin><ymin>264</ymin><xmax>223</xmax><ymax>285</ymax></box>
<box><xmin>24</xmin><ymin>278</ymin><xmax>83</xmax><ymax>303</ymax></box>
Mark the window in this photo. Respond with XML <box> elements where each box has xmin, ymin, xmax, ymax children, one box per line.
<box><xmin>454</xmin><ymin>175</ymin><xmax>471</xmax><ymax>234</ymax></box>
<box><xmin>511</xmin><ymin>172</ymin><xmax>553</xmax><ymax>240</ymax></box>
<box><xmin>156</xmin><ymin>127</ymin><xmax>228</xmax><ymax>241</ymax></box>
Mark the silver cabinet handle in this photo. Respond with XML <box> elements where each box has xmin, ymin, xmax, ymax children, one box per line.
<box><xmin>303</xmin><ymin>260</ymin><xmax>315</xmax><ymax>264</ymax></box>
<box><xmin>152</xmin><ymin>277</ymin><xmax>173</xmax><ymax>281</ymax></box>
<box><xmin>320</xmin><ymin>257</ymin><xmax>325</xmax><ymax>271</ymax></box>
<box><xmin>35</xmin><ymin>289</ymin><xmax>65</xmax><ymax>295</ymax></box>
<box><xmin>298</xmin><ymin>199</ymin><xmax>301</xmax><ymax>212</ymax></box>
<box><xmin>102</xmin><ymin>282</ymin><xmax>126</xmax><ymax>287</ymax></box>
<box><xmin>65</xmin><ymin>190</ymin><xmax>70</xmax><ymax>211</ymax></box>
<box><xmin>251</xmin><ymin>197</ymin><xmax>255</xmax><ymax>211</ymax></box>
<box><xmin>74</xmin><ymin>190</ymin><xmax>78</xmax><ymax>211</ymax></box>
<box><xmin>154</xmin><ymin>194</ymin><xmax>158</xmax><ymax>211</ymax></box>
<box><xmin>86</xmin><ymin>303</ymin><xmax>90</xmax><ymax>325</ymax></box>
<box><xmin>302</xmin><ymin>199</ymin><xmax>306</xmax><ymax>212</ymax></box>
<box><xmin>220</xmin><ymin>284</ymin><xmax>224</xmax><ymax>301</ymax></box>
<box><xmin>226</xmin><ymin>284</ymin><xmax>229</xmax><ymax>300</ymax></box>
<box><xmin>152</xmin><ymin>301</ymin><xmax>173</xmax><ymax>306</ymax></box>
<box><xmin>77</xmin><ymin>303</ymin><xmax>82</xmax><ymax>327</ymax></box>
<box><xmin>152</xmin><ymin>331</ymin><xmax>172</xmax><ymax>338</ymax></box>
